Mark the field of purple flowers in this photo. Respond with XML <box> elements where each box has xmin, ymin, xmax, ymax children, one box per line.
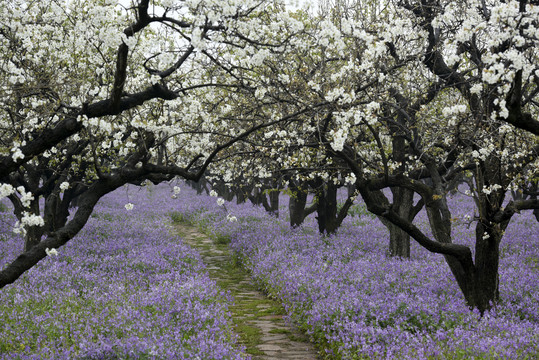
<box><xmin>0</xmin><ymin>185</ymin><xmax>245</xmax><ymax>359</ymax></box>
<box><xmin>173</xmin><ymin>184</ymin><xmax>539</xmax><ymax>359</ymax></box>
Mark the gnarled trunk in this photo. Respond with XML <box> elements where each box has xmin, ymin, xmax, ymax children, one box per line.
<box><xmin>465</xmin><ymin>222</ymin><xmax>502</xmax><ymax>311</ymax></box>
<box><xmin>387</xmin><ymin>187</ymin><xmax>415</xmax><ymax>257</ymax></box>
<box><xmin>314</xmin><ymin>180</ymin><xmax>355</xmax><ymax>235</ymax></box>
<box><xmin>315</xmin><ymin>181</ymin><xmax>339</xmax><ymax>234</ymax></box>
<box><xmin>289</xmin><ymin>182</ymin><xmax>309</xmax><ymax>227</ymax></box>
<box><xmin>24</xmin><ymin>227</ymin><xmax>43</xmax><ymax>252</ymax></box>
<box><xmin>373</xmin><ymin>187</ymin><xmax>422</xmax><ymax>258</ymax></box>
<box><xmin>264</xmin><ymin>189</ymin><xmax>280</xmax><ymax>217</ymax></box>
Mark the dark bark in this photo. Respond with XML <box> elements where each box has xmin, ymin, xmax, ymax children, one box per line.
<box><xmin>213</xmin><ymin>180</ymin><xmax>235</xmax><ymax>201</ymax></box>
<box><xmin>187</xmin><ymin>176</ymin><xmax>209</xmax><ymax>195</ymax></box>
<box><xmin>248</xmin><ymin>186</ymin><xmax>265</xmax><ymax>206</ymax></box>
<box><xmin>268</xmin><ymin>189</ymin><xmax>280</xmax><ymax>217</ymax></box>
<box><xmin>387</xmin><ymin>187</ymin><xmax>414</xmax><ymax>257</ymax></box>
<box><xmin>235</xmin><ymin>185</ymin><xmax>248</xmax><ymax>204</ymax></box>
<box><xmin>24</xmin><ymin>227</ymin><xmax>43</xmax><ymax>253</ymax></box>
<box><xmin>247</xmin><ymin>179</ymin><xmax>281</xmax><ymax>217</ymax></box>
<box><xmin>0</xmin><ymin>116</ymin><xmax>82</xmax><ymax>181</ymax></box>
<box><xmin>288</xmin><ymin>180</ymin><xmax>313</xmax><ymax>227</ymax></box>
<box><xmin>314</xmin><ymin>180</ymin><xmax>355</xmax><ymax>235</ymax></box>
<box><xmin>372</xmin><ymin>187</ymin><xmax>418</xmax><ymax>258</ymax></box>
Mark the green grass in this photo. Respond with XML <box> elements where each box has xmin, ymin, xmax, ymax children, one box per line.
<box><xmin>170</xmin><ymin>211</ymin><xmax>191</xmax><ymax>224</ymax></box>
<box><xmin>212</xmin><ymin>233</ymin><xmax>231</xmax><ymax>245</ymax></box>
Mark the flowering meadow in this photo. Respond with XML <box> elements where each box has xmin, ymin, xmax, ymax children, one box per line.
<box><xmin>173</xmin><ymin>184</ymin><xmax>539</xmax><ymax>359</ymax></box>
<box><xmin>0</xmin><ymin>185</ymin><xmax>245</xmax><ymax>360</ymax></box>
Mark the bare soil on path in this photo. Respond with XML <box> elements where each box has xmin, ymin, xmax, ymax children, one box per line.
<box><xmin>175</xmin><ymin>224</ymin><xmax>320</xmax><ymax>360</ymax></box>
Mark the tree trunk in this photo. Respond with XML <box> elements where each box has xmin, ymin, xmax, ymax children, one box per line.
<box><xmin>375</xmin><ymin>187</ymin><xmax>420</xmax><ymax>258</ymax></box>
<box><xmin>268</xmin><ymin>189</ymin><xmax>279</xmax><ymax>217</ymax></box>
<box><xmin>466</xmin><ymin>222</ymin><xmax>502</xmax><ymax>311</ymax></box>
<box><xmin>387</xmin><ymin>187</ymin><xmax>414</xmax><ymax>257</ymax></box>
<box><xmin>213</xmin><ymin>180</ymin><xmax>234</xmax><ymax>201</ymax></box>
<box><xmin>423</xmin><ymin>195</ymin><xmax>476</xmax><ymax>306</ymax></box>
<box><xmin>315</xmin><ymin>181</ymin><xmax>355</xmax><ymax>235</ymax></box>
<box><xmin>425</xmin><ymin>190</ymin><xmax>503</xmax><ymax>313</ymax></box>
<box><xmin>235</xmin><ymin>186</ymin><xmax>247</xmax><ymax>204</ymax></box>
<box><xmin>316</xmin><ymin>181</ymin><xmax>339</xmax><ymax>234</ymax></box>
<box><xmin>1</xmin><ymin>178</ymin><xmax>121</xmax><ymax>289</ymax></box>
<box><xmin>289</xmin><ymin>183</ymin><xmax>309</xmax><ymax>227</ymax></box>
<box><xmin>24</xmin><ymin>227</ymin><xmax>43</xmax><ymax>252</ymax></box>
<box><xmin>387</xmin><ymin>223</ymin><xmax>410</xmax><ymax>258</ymax></box>
<box><xmin>249</xmin><ymin>186</ymin><xmax>264</xmax><ymax>206</ymax></box>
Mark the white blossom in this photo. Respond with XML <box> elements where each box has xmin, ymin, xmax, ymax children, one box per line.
<box><xmin>11</xmin><ymin>147</ymin><xmax>24</xmax><ymax>161</ymax></box>
<box><xmin>344</xmin><ymin>173</ymin><xmax>356</xmax><ymax>185</ymax></box>
<box><xmin>470</xmin><ymin>83</ymin><xmax>483</xmax><ymax>95</ymax></box>
<box><xmin>60</xmin><ymin>182</ymin><xmax>70</xmax><ymax>191</ymax></box>
<box><xmin>17</xmin><ymin>187</ymin><xmax>35</xmax><ymax>208</ymax></box>
<box><xmin>330</xmin><ymin>128</ymin><xmax>347</xmax><ymax>152</ymax></box>
<box><xmin>0</xmin><ymin>183</ymin><xmax>15</xmax><ymax>199</ymax></box>
<box><xmin>482</xmin><ymin>184</ymin><xmax>502</xmax><ymax>195</ymax></box>
<box><xmin>21</xmin><ymin>212</ymin><xmax>45</xmax><ymax>227</ymax></box>
<box><xmin>45</xmin><ymin>248</ymin><xmax>59</xmax><ymax>256</ymax></box>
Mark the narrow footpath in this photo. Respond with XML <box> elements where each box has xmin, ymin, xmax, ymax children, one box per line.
<box><xmin>175</xmin><ymin>224</ymin><xmax>320</xmax><ymax>360</ymax></box>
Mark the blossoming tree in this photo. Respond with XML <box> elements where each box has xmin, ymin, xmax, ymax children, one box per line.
<box><xmin>0</xmin><ymin>0</ymin><xmax>309</xmax><ymax>288</ymax></box>
<box><xmin>304</xmin><ymin>0</ymin><xmax>539</xmax><ymax>311</ymax></box>
<box><xmin>228</xmin><ymin>0</ymin><xmax>538</xmax><ymax>311</ymax></box>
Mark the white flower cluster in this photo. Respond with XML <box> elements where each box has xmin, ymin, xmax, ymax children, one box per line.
<box><xmin>13</xmin><ymin>211</ymin><xmax>45</xmax><ymax>235</ymax></box>
<box><xmin>325</xmin><ymin>87</ymin><xmax>345</xmax><ymax>102</ymax></box>
<box><xmin>442</xmin><ymin>104</ymin><xmax>468</xmax><ymax>117</ymax></box>
<box><xmin>11</xmin><ymin>147</ymin><xmax>24</xmax><ymax>161</ymax></box>
<box><xmin>317</xmin><ymin>19</ymin><xmax>345</xmax><ymax>51</ymax></box>
<box><xmin>190</xmin><ymin>27</ymin><xmax>206</xmax><ymax>50</ymax></box>
<box><xmin>249</xmin><ymin>49</ymin><xmax>270</xmax><ymax>67</ymax></box>
<box><xmin>255</xmin><ymin>87</ymin><xmax>267</xmax><ymax>100</ymax></box>
<box><xmin>171</xmin><ymin>186</ymin><xmax>181</xmax><ymax>199</ymax></box>
<box><xmin>124</xmin><ymin>203</ymin><xmax>134</xmax><ymax>211</ymax></box>
<box><xmin>160</xmin><ymin>0</ymin><xmax>177</xmax><ymax>8</ymax></box>
<box><xmin>17</xmin><ymin>187</ymin><xmax>34</xmax><ymax>208</ymax></box>
<box><xmin>0</xmin><ymin>183</ymin><xmax>15</xmax><ymax>199</ymax></box>
<box><xmin>344</xmin><ymin>173</ymin><xmax>356</xmax><ymax>185</ymax></box>
<box><xmin>45</xmin><ymin>248</ymin><xmax>59</xmax><ymax>257</ymax></box>
<box><xmin>21</xmin><ymin>212</ymin><xmax>45</xmax><ymax>227</ymax></box>
<box><xmin>471</xmin><ymin>143</ymin><xmax>495</xmax><ymax>162</ymax></box>
<box><xmin>330</xmin><ymin>128</ymin><xmax>347</xmax><ymax>152</ymax></box>
<box><xmin>470</xmin><ymin>83</ymin><xmax>483</xmax><ymax>95</ymax></box>
<box><xmin>482</xmin><ymin>184</ymin><xmax>502</xmax><ymax>195</ymax></box>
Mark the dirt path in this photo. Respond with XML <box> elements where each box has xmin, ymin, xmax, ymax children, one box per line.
<box><xmin>175</xmin><ymin>224</ymin><xmax>320</xmax><ymax>360</ymax></box>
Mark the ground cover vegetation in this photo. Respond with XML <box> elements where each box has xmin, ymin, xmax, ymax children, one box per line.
<box><xmin>0</xmin><ymin>184</ymin><xmax>246</xmax><ymax>359</ymax></box>
<box><xmin>175</xmin><ymin>183</ymin><xmax>539</xmax><ymax>359</ymax></box>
